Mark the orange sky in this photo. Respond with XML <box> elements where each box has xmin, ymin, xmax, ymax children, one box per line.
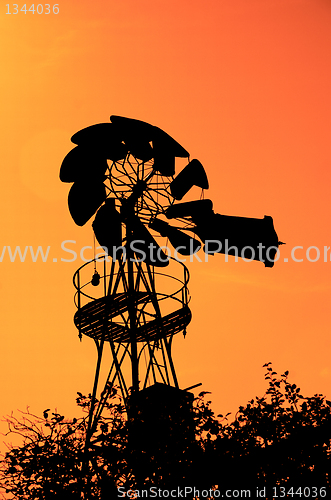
<box><xmin>1</xmin><ymin>0</ymin><xmax>331</xmax><ymax>447</ymax></box>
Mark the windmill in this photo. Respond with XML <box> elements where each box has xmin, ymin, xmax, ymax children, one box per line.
<box><xmin>60</xmin><ymin>115</ymin><xmax>281</xmax><ymax>443</ymax></box>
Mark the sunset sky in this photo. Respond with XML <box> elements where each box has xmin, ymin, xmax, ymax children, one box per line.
<box><xmin>1</xmin><ymin>0</ymin><xmax>331</xmax><ymax>446</ymax></box>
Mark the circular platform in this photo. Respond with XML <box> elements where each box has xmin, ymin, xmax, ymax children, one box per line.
<box><xmin>74</xmin><ymin>292</ymin><xmax>191</xmax><ymax>343</ymax></box>
<box><xmin>73</xmin><ymin>256</ymin><xmax>191</xmax><ymax>343</ymax></box>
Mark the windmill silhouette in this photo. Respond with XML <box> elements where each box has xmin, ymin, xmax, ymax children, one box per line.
<box><xmin>60</xmin><ymin>115</ymin><xmax>281</xmax><ymax>445</ymax></box>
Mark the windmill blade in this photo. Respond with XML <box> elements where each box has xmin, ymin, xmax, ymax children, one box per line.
<box><xmin>71</xmin><ymin>123</ymin><xmax>127</xmax><ymax>161</ymax></box>
<box><xmin>193</xmin><ymin>213</ymin><xmax>280</xmax><ymax>267</ymax></box>
<box><xmin>92</xmin><ymin>199</ymin><xmax>122</xmax><ymax>258</ymax></box>
<box><xmin>71</xmin><ymin>123</ymin><xmax>119</xmax><ymax>144</ymax></box>
<box><xmin>149</xmin><ymin>218</ymin><xmax>201</xmax><ymax>256</ymax></box>
<box><xmin>152</xmin><ymin>126</ymin><xmax>189</xmax><ymax>158</ymax></box>
<box><xmin>165</xmin><ymin>199</ymin><xmax>213</xmax><ymax>219</ymax></box>
<box><xmin>130</xmin><ymin>217</ymin><xmax>169</xmax><ymax>267</ymax></box>
<box><xmin>123</xmin><ymin>138</ymin><xmax>154</xmax><ymax>162</ymax></box>
<box><xmin>151</xmin><ymin>128</ymin><xmax>189</xmax><ymax>175</ymax></box>
<box><xmin>110</xmin><ymin>116</ymin><xmax>155</xmax><ymax>161</ymax></box>
<box><xmin>71</xmin><ymin>123</ymin><xmax>128</xmax><ymax>161</ymax></box>
<box><xmin>110</xmin><ymin>116</ymin><xmax>189</xmax><ymax>157</ymax></box>
<box><xmin>110</xmin><ymin>115</ymin><xmax>189</xmax><ymax>172</ymax></box>
<box><xmin>153</xmin><ymin>153</ymin><xmax>175</xmax><ymax>176</ymax></box>
<box><xmin>68</xmin><ymin>180</ymin><xmax>106</xmax><ymax>226</ymax></box>
<box><xmin>110</xmin><ymin>115</ymin><xmax>155</xmax><ymax>141</ymax></box>
<box><xmin>60</xmin><ymin>147</ymin><xmax>109</xmax><ymax>183</ymax></box>
<box><xmin>170</xmin><ymin>159</ymin><xmax>209</xmax><ymax>200</ymax></box>
<box><xmin>100</xmin><ymin>142</ymin><xmax>127</xmax><ymax>162</ymax></box>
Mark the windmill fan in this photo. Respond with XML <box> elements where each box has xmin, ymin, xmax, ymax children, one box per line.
<box><xmin>60</xmin><ymin>115</ymin><xmax>210</xmax><ymax>266</ymax></box>
<box><xmin>61</xmin><ymin>115</ymin><xmax>280</xmax><ymax>268</ymax></box>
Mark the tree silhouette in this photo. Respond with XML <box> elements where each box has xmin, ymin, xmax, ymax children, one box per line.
<box><xmin>200</xmin><ymin>363</ymin><xmax>331</xmax><ymax>491</ymax></box>
<box><xmin>1</xmin><ymin>364</ymin><xmax>331</xmax><ymax>499</ymax></box>
<box><xmin>0</xmin><ymin>387</ymin><xmax>127</xmax><ymax>499</ymax></box>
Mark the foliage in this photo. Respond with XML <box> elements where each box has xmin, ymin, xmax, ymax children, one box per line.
<box><xmin>0</xmin><ymin>387</ymin><xmax>128</xmax><ymax>499</ymax></box>
<box><xmin>1</xmin><ymin>364</ymin><xmax>331</xmax><ymax>498</ymax></box>
<box><xmin>200</xmin><ymin>363</ymin><xmax>331</xmax><ymax>489</ymax></box>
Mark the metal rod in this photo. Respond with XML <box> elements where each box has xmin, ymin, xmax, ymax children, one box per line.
<box><xmin>107</xmin><ymin>260</ymin><xmax>116</xmax><ymax>296</ymax></box>
<box><xmin>183</xmin><ymin>383</ymin><xmax>202</xmax><ymax>391</ymax></box>
<box><xmin>84</xmin><ymin>338</ymin><xmax>105</xmax><ymax>459</ymax></box>
<box><xmin>163</xmin><ymin>336</ymin><xmax>179</xmax><ymax>389</ymax></box>
<box><xmin>145</xmin><ymin>263</ymin><xmax>179</xmax><ymax>388</ymax></box>
<box><xmin>77</xmin><ymin>271</ymin><xmax>82</xmax><ymax>340</ymax></box>
<box><xmin>126</xmin><ymin>221</ymin><xmax>139</xmax><ymax>393</ymax></box>
<box><xmin>160</xmin><ymin>338</ymin><xmax>171</xmax><ymax>385</ymax></box>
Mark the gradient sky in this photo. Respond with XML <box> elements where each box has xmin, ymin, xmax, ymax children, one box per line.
<box><xmin>1</xmin><ymin>0</ymin><xmax>331</xmax><ymax>448</ymax></box>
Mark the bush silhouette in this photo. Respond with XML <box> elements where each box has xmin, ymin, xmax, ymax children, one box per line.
<box><xmin>1</xmin><ymin>364</ymin><xmax>330</xmax><ymax>499</ymax></box>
